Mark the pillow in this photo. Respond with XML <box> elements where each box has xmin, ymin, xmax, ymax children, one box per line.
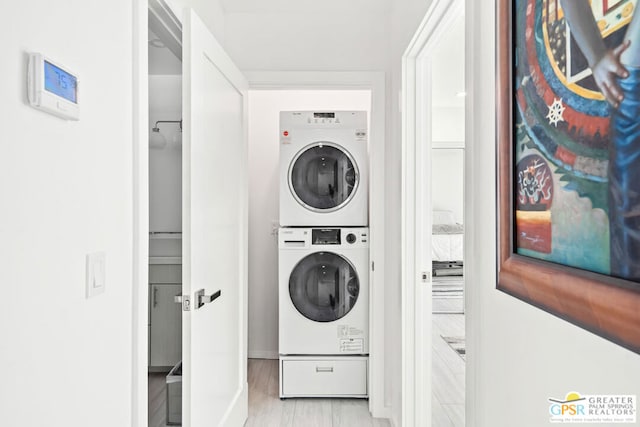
<box><xmin>432</xmin><ymin>210</ymin><xmax>456</xmax><ymax>225</ymax></box>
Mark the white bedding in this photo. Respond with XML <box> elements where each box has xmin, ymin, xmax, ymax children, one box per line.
<box><xmin>432</xmin><ymin>210</ymin><xmax>463</xmax><ymax>262</ymax></box>
<box><xmin>432</xmin><ymin>233</ymin><xmax>464</xmax><ymax>261</ymax></box>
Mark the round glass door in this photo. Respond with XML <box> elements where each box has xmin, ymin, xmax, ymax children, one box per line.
<box><xmin>289</xmin><ymin>252</ymin><xmax>360</xmax><ymax>322</ymax></box>
<box><xmin>289</xmin><ymin>142</ymin><xmax>359</xmax><ymax>212</ymax></box>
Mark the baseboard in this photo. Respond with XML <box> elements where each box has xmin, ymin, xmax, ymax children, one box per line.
<box><xmin>390</xmin><ymin>407</ymin><xmax>400</xmax><ymax>427</ymax></box>
<box><xmin>248</xmin><ymin>350</ymin><xmax>278</xmax><ymax>359</ymax></box>
<box><xmin>371</xmin><ymin>406</ymin><xmax>393</xmax><ymax>425</ymax></box>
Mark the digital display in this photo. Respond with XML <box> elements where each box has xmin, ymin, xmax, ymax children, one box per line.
<box><xmin>44</xmin><ymin>61</ymin><xmax>77</xmax><ymax>103</ymax></box>
<box><xmin>312</xmin><ymin>228</ymin><xmax>341</xmax><ymax>245</ymax></box>
<box><xmin>314</xmin><ymin>112</ymin><xmax>335</xmax><ymax>118</ymax></box>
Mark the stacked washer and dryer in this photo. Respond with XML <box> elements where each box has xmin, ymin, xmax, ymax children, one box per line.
<box><xmin>278</xmin><ymin>111</ymin><xmax>370</xmax><ymax>399</ymax></box>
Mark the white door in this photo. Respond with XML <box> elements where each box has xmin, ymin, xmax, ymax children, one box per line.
<box><xmin>182</xmin><ymin>8</ymin><xmax>248</xmax><ymax>426</ymax></box>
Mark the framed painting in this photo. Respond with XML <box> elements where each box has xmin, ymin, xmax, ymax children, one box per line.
<box><xmin>497</xmin><ymin>0</ymin><xmax>640</xmax><ymax>353</ymax></box>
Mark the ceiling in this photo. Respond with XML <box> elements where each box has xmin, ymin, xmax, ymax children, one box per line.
<box><xmin>219</xmin><ymin>0</ymin><xmax>390</xmax><ymax>14</ymax></box>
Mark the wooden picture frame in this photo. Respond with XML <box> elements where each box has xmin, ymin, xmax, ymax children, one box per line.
<box><xmin>603</xmin><ymin>0</ymin><xmax>625</xmax><ymax>14</ymax></box>
<box><xmin>496</xmin><ymin>0</ymin><xmax>640</xmax><ymax>353</ymax></box>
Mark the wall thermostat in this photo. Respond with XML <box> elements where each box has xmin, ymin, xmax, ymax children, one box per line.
<box><xmin>28</xmin><ymin>53</ymin><xmax>79</xmax><ymax>120</ymax></box>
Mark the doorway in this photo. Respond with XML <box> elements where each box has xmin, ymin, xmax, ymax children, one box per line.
<box><xmin>147</xmin><ymin>8</ymin><xmax>183</xmax><ymax>427</ymax></box>
<box><xmin>401</xmin><ymin>0</ymin><xmax>465</xmax><ymax>425</ymax></box>
<box><xmin>429</xmin><ymin>13</ymin><xmax>465</xmax><ymax>427</ymax></box>
<box><xmin>246</xmin><ymin>89</ymin><xmax>376</xmax><ymax>424</ymax></box>
<box><xmin>134</xmin><ymin>4</ymin><xmax>387</xmax><ymax>422</ymax></box>
<box><xmin>243</xmin><ymin>72</ymin><xmax>387</xmax><ymax>420</ymax></box>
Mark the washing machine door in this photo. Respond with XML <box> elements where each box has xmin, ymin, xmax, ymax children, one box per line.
<box><xmin>289</xmin><ymin>142</ymin><xmax>359</xmax><ymax>212</ymax></box>
<box><xmin>289</xmin><ymin>252</ymin><xmax>360</xmax><ymax>322</ymax></box>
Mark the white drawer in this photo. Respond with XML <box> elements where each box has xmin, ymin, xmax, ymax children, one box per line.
<box><xmin>281</xmin><ymin>357</ymin><xmax>367</xmax><ymax>397</ymax></box>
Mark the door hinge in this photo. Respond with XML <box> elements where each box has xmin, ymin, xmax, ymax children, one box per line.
<box><xmin>371</xmin><ymin>261</ymin><xmax>375</xmax><ymax>271</ymax></box>
<box><xmin>421</xmin><ymin>271</ymin><xmax>431</xmax><ymax>283</ymax></box>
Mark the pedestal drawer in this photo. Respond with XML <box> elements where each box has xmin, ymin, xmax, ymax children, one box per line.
<box><xmin>281</xmin><ymin>357</ymin><xmax>367</xmax><ymax>397</ymax></box>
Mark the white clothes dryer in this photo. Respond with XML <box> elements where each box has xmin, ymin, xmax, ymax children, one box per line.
<box><xmin>279</xmin><ymin>111</ymin><xmax>369</xmax><ymax>227</ymax></box>
<box><xmin>278</xmin><ymin>227</ymin><xmax>369</xmax><ymax>355</ymax></box>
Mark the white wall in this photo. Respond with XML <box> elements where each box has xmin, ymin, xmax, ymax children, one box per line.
<box><xmin>149</xmin><ymin>76</ymin><xmax>182</xmax><ymax>234</ymax></box>
<box><xmin>247</xmin><ymin>90</ymin><xmax>371</xmax><ymax>359</ymax></box>
<box><xmin>0</xmin><ymin>1</ymin><xmax>133</xmax><ymax>426</ymax></box>
<box><xmin>148</xmin><ymin>76</ymin><xmax>182</xmax><ymax>258</ymax></box>
<box><xmin>431</xmin><ymin>12</ymin><xmax>465</xmax><ymax>144</ymax></box>
<box><xmin>466</xmin><ymin>1</ymin><xmax>640</xmax><ymax>426</ymax></box>
<box><xmin>432</xmin><ymin>149</ymin><xmax>464</xmax><ymax>224</ymax></box>
<box><xmin>432</xmin><ymin>107</ymin><xmax>465</xmax><ymax>142</ymax></box>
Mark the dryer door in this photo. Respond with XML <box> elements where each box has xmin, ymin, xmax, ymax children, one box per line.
<box><xmin>289</xmin><ymin>251</ymin><xmax>360</xmax><ymax>322</ymax></box>
<box><xmin>289</xmin><ymin>142</ymin><xmax>359</xmax><ymax>212</ymax></box>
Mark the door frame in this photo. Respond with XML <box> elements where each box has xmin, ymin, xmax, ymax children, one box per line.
<box><xmin>400</xmin><ymin>0</ymin><xmax>467</xmax><ymax>425</ymax></box>
<box><xmin>133</xmin><ymin>6</ymin><xmax>388</xmax><ymax>422</ymax></box>
<box><xmin>132</xmin><ymin>0</ymin><xmax>149</xmax><ymax>425</ymax></box>
<box><xmin>246</xmin><ymin>71</ymin><xmax>387</xmax><ymax>419</ymax></box>
<box><xmin>132</xmin><ymin>0</ymin><xmax>186</xmax><ymax>424</ymax></box>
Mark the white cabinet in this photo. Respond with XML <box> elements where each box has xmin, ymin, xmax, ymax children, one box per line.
<box><xmin>149</xmin><ymin>263</ymin><xmax>182</xmax><ymax>369</ymax></box>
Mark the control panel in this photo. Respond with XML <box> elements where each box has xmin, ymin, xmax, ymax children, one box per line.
<box><xmin>280</xmin><ymin>228</ymin><xmax>369</xmax><ymax>249</ymax></box>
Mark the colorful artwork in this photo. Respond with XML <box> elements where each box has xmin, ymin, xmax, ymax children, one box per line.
<box><xmin>497</xmin><ymin>0</ymin><xmax>640</xmax><ymax>354</ymax></box>
<box><xmin>516</xmin><ymin>155</ymin><xmax>553</xmax><ymax>253</ymax></box>
<box><xmin>513</xmin><ymin>0</ymin><xmax>640</xmax><ymax>282</ymax></box>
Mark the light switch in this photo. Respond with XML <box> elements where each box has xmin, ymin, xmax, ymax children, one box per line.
<box><xmin>86</xmin><ymin>251</ymin><xmax>106</xmax><ymax>298</ymax></box>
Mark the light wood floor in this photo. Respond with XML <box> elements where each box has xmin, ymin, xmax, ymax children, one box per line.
<box><xmin>246</xmin><ymin>358</ymin><xmax>389</xmax><ymax>427</ymax></box>
<box><xmin>148</xmin><ymin>312</ymin><xmax>464</xmax><ymax>427</ymax></box>
<box><xmin>148</xmin><ymin>360</ymin><xmax>389</xmax><ymax>427</ymax></box>
<box><xmin>432</xmin><ymin>312</ymin><xmax>465</xmax><ymax>426</ymax></box>
<box><xmin>149</xmin><ymin>371</ymin><xmax>170</xmax><ymax>427</ymax></box>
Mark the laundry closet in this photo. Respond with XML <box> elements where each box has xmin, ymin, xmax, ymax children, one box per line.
<box><xmin>246</xmin><ymin>91</ymin><xmax>372</xmax><ymax>403</ymax></box>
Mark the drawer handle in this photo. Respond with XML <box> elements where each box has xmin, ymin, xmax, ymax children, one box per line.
<box><xmin>316</xmin><ymin>366</ymin><xmax>334</xmax><ymax>373</ymax></box>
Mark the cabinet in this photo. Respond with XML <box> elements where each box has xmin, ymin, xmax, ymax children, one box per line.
<box><xmin>149</xmin><ymin>263</ymin><xmax>182</xmax><ymax>369</ymax></box>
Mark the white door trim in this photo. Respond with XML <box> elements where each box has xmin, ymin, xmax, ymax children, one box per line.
<box><xmin>132</xmin><ymin>1</ymin><xmax>149</xmax><ymax>426</ymax></box>
<box><xmin>245</xmin><ymin>70</ymin><xmax>387</xmax><ymax>419</ymax></box>
<box><xmin>401</xmin><ymin>1</ymin><xmax>465</xmax><ymax>426</ymax></box>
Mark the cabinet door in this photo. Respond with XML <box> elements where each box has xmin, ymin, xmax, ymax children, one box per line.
<box><xmin>149</xmin><ymin>283</ymin><xmax>182</xmax><ymax>367</ymax></box>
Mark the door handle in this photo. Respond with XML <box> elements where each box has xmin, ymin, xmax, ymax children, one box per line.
<box><xmin>174</xmin><ymin>294</ymin><xmax>183</xmax><ymax>304</ymax></box>
<box><xmin>315</xmin><ymin>366</ymin><xmax>334</xmax><ymax>373</ymax></box>
<box><xmin>195</xmin><ymin>289</ymin><xmax>221</xmax><ymax>309</ymax></box>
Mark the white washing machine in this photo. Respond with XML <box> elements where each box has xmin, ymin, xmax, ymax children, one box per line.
<box><xmin>278</xmin><ymin>227</ymin><xmax>369</xmax><ymax>398</ymax></box>
<box><xmin>279</xmin><ymin>111</ymin><xmax>369</xmax><ymax>227</ymax></box>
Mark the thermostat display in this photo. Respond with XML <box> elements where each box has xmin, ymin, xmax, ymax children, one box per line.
<box><xmin>44</xmin><ymin>60</ymin><xmax>77</xmax><ymax>103</ymax></box>
<box><xmin>28</xmin><ymin>53</ymin><xmax>79</xmax><ymax>120</ymax></box>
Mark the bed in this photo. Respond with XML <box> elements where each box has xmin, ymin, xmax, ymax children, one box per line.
<box><xmin>432</xmin><ymin>210</ymin><xmax>464</xmax><ymax>276</ymax></box>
